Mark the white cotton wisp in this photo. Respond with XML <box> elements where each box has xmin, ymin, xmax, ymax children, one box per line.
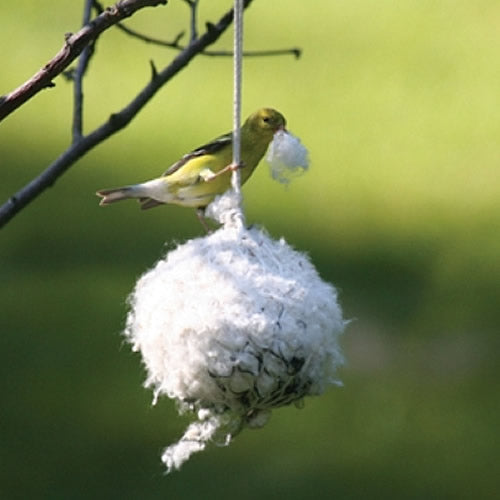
<box><xmin>266</xmin><ymin>130</ymin><xmax>310</xmax><ymax>185</ymax></box>
<box><xmin>124</xmin><ymin>195</ymin><xmax>345</xmax><ymax>472</ymax></box>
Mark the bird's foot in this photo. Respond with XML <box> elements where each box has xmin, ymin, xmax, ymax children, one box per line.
<box><xmin>196</xmin><ymin>208</ymin><xmax>212</xmax><ymax>233</ymax></box>
<box><xmin>205</xmin><ymin>162</ymin><xmax>246</xmax><ymax>182</ymax></box>
<box><xmin>228</xmin><ymin>161</ymin><xmax>246</xmax><ymax>171</ymax></box>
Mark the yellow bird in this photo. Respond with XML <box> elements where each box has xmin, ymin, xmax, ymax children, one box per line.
<box><xmin>96</xmin><ymin>108</ymin><xmax>286</xmax><ymax>225</ymax></box>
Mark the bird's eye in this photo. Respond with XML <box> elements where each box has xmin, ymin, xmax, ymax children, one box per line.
<box><xmin>262</xmin><ymin>116</ymin><xmax>270</xmax><ymax>123</ymax></box>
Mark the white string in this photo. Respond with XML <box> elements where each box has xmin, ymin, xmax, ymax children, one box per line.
<box><xmin>231</xmin><ymin>0</ymin><xmax>245</xmax><ymax>226</ymax></box>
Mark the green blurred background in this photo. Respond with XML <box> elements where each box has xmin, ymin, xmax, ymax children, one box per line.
<box><xmin>1</xmin><ymin>1</ymin><xmax>499</xmax><ymax>498</ymax></box>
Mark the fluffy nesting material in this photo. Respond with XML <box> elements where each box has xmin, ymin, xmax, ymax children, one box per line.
<box><xmin>266</xmin><ymin>130</ymin><xmax>310</xmax><ymax>184</ymax></box>
<box><xmin>124</xmin><ymin>194</ymin><xmax>345</xmax><ymax>472</ymax></box>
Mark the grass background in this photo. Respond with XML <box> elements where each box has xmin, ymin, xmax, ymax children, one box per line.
<box><xmin>1</xmin><ymin>1</ymin><xmax>499</xmax><ymax>498</ymax></box>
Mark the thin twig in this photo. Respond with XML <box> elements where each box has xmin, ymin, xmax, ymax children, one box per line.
<box><xmin>0</xmin><ymin>0</ymin><xmax>255</xmax><ymax>228</ymax></box>
<box><xmin>0</xmin><ymin>0</ymin><xmax>167</xmax><ymax>122</ymax></box>
<box><xmin>118</xmin><ymin>23</ymin><xmax>301</xmax><ymax>58</ymax></box>
<box><xmin>114</xmin><ymin>17</ymin><xmax>187</xmax><ymax>48</ymax></box>
<box><xmin>93</xmin><ymin>0</ymin><xmax>301</xmax><ymax>58</ymax></box>
<box><xmin>92</xmin><ymin>0</ymin><xmax>187</xmax><ymax>48</ymax></box>
<box><xmin>72</xmin><ymin>0</ymin><xmax>95</xmax><ymax>142</ymax></box>
<box><xmin>116</xmin><ymin>25</ymin><xmax>301</xmax><ymax>58</ymax></box>
<box><xmin>187</xmin><ymin>0</ymin><xmax>199</xmax><ymax>42</ymax></box>
<box><xmin>199</xmin><ymin>47</ymin><xmax>301</xmax><ymax>58</ymax></box>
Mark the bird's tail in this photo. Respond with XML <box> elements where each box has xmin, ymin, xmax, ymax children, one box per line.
<box><xmin>96</xmin><ymin>186</ymin><xmax>136</xmax><ymax>206</ymax></box>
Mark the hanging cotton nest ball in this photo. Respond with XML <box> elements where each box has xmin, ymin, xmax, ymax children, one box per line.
<box><xmin>124</xmin><ymin>193</ymin><xmax>346</xmax><ymax>473</ymax></box>
<box><xmin>266</xmin><ymin>129</ymin><xmax>310</xmax><ymax>184</ymax></box>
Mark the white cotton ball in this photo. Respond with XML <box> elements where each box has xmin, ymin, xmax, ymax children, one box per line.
<box><xmin>124</xmin><ymin>221</ymin><xmax>346</xmax><ymax>472</ymax></box>
<box><xmin>266</xmin><ymin>130</ymin><xmax>310</xmax><ymax>185</ymax></box>
<box><xmin>204</xmin><ymin>190</ymin><xmax>243</xmax><ymax>226</ymax></box>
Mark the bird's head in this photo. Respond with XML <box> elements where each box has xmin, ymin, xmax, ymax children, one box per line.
<box><xmin>246</xmin><ymin>108</ymin><xmax>287</xmax><ymax>137</ymax></box>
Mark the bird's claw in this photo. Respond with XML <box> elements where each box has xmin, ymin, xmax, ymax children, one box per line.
<box><xmin>229</xmin><ymin>161</ymin><xmax>246</xmax><ymax>171</ymax></box>
<box><xmin>205</xmin><ymin>161</ymin><xmax>246</xmax><ymax>182</ymax></box>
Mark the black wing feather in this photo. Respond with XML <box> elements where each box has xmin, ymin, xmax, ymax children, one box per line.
<box><xmin>162</xmin><ymin>132</ymin><xmax>232</xmax><ymax>176</ymax></box>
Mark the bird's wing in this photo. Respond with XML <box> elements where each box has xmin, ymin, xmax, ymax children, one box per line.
<box><xmin>161</xmin><ymin>132</ymin><xmax>232</xmax><ymax>177</ymax></box>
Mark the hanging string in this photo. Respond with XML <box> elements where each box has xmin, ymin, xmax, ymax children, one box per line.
<box><xmin>231</xmin><ymin>0</ymin><xmax>245</xmax><ymax>225</ymax></box>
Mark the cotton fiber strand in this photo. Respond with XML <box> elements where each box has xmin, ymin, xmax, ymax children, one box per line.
<box><xmin>124</xmin><ymin>194</ymin><xmax>345</xmax><ymax>473</ymax></box>
<box><xmin>266</xmin><ymin>130</ymin><xmax>310</xmax><ymax>184</ymax></box>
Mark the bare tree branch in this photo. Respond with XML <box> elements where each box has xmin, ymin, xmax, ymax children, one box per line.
<box><xmin>0</xmin><ymin>0</ymin><xmax>168</xmax><ymax>122</ymax></box>
<box><xmin>93</xmin><ymin>0</ymin><xmax>187</xmax><ymax>49</ymax></box>
<box><xmin>198</xmin><ymin>47</ymin><xmax>302</xmax><ymax>58</ymax></box>
<box><xmin>186</xmin><ymin>0</ymin><xmax>200</xmax><ymax>42</ymax></box>
<box><xmin>117</xmin><ymin>27</ymin><xmax>302</xmax><ymax>57</ymax></box>
<box><xmin>93</xmin><ymin>0</ymin><xmax>302</xmax><ymax>58</ymax></box>
<box><xmin>117</xmin><ymin>24</ymin><xmax>301</xmax><ymax>58</ymax></box>
<box><xmin>0</xmin><ymin>0</ymin><xmax>255</xmax><ymax>228</ymax></box>
<box><xmin>72</xmin><ymin>0</ymin><xmax>96</xmax><ymax>142</ymax></box>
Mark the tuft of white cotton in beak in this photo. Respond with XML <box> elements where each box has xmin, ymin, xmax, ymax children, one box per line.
<box><xmin>266</xmin><ymin>130</ymin><xmax>310</xmax><ymax>185</ymax></box>
<box><xmin>124</xmin><ymin>193</ymin><xmax>346</xmax><ymax>473</ymax></box>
